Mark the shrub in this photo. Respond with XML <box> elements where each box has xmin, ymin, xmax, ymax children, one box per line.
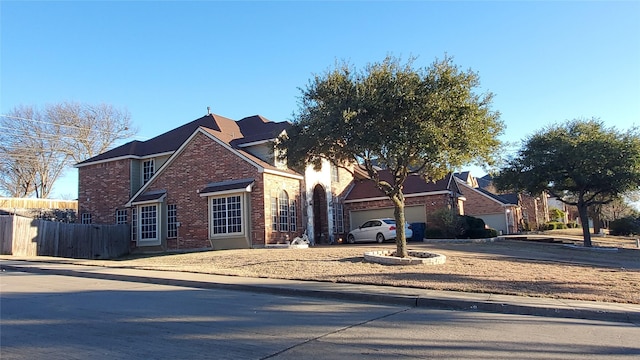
<box><xmin>424</xmin><ymin>228</ymin><xmax>445</xmax><ymax>239</ymax></box>
<box><xmin>545</xmin><ymin>222</ymin><xmax>567</xmax><ymax>230</ymax></box>
<box><xmin>567</xmin><ymin>221</ymin><xmax>578</xmax><ymax>228</ymax></box>
<box><xmin>609</xmin><ymin>217</ymin><xmax>640</xmax><ymax>236</ymax></box>
<box><xmin>485</xmin><ymin>228</ymin><xmax>499</xmax><ymax>238</ymax></box>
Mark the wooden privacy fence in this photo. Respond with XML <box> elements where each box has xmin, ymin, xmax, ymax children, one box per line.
<box><xmin>0</xmin><ymin>215</ymin><xmax>130</xmax><ymax>259</ymax></box>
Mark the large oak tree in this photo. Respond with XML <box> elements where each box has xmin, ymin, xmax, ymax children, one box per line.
<box><xmin>494</xmin><ymin>119</ymin><xmax>640</xmax><ymax>247</ymax></box>
<box><xmin>279</xmin><ymin>56</ymin><xmax>503</xmax><ymax>257</ymax></box>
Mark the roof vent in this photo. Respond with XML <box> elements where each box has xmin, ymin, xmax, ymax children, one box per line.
<box><xmin>207</xmin><ymin>106</ymin><xmax>211</xmax><ymax>115</ymax></box>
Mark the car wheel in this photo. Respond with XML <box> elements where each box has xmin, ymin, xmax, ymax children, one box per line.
<box><xmin>347</xmin><ymin>234</ymin><xmax>355</xmax><ymax>244</ymax></box>
<box><xmin>376</xmin><ymin>233</ymin><xmax>385</xmax><ymax>243</ymax></box>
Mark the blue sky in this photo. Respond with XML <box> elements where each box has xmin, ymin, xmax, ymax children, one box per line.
<box><xmin>1</xmin><ymin>0</ymin><xmax>639</xmax><ymax>199</ymax></box>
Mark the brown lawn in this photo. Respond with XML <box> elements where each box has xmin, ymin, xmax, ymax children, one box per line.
<box><xmin>89</xmin><ymin>230</ymin><xmax>640</xmax><ymax>304</ymax></box>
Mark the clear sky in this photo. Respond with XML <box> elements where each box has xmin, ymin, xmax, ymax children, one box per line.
<box><xmin>1</xmin><ymin>0</ymin><xmax>639</xmax><ymax>199</ymax></box>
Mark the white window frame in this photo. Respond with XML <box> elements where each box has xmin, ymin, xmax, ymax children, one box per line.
<box><xmin>81</xmin><ymin>213</ymin><xmax>92</xmax><ymax>224</ymax></box>
<box><xmin>289</xmin><ymin>199</ymin><xmax>297</xmax><ymax>233</ymax></box>
<box><xmin>134</xmin><ymin>203</ymin><xmax>161</xmax><ymax>246</ymax></box>
<box><xmin>115</xmin><ymin>209</ymin><xmax>127</xmax><ymax>225</ymax></box>
<box><xmin>131</xmin><ymin>207</ymin><xmax>137</xmax><ymax>241</ymax></box>
<box><xmin>167</xmin><ymin>204</ymin><xmax>177</xmax><ymax>239</ymax></box>
<box><xmin>333</xmin><ymin>197</ymin><xmax>344</xmax><ymax>234</ymax></box>
<box><xmin>279</xmin><ymin>191</ymin><xmax>289</xmax><ymax>232</ymax></box>
<box><xmin>271</xmin><ymin>196</ymin><xmax>278</xmax><ymax>231</ymax></box>
<box><xmin>331</xmin><ymin>163</ymin><xmax>339</xmax><ymax>183</ymax></box>
<box><xmin>142</xmin><ymin>159</ymin><xmax>155</xmax><ymax>184</ymax></box>
<box><xmin>208</xmin><ymin>193</ymin><xmax>246</xmax><ymax>238</ymax></box>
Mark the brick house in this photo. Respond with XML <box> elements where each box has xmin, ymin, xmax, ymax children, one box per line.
<box><xmin>344</xmin><ymin>171</ymin><xmax>464</xmax><ymax>235</ymax></box>
<box><xmin>76</xmin><ymin>112</ymin><xmax>466</xmax><ymax>251</ymax></box>
<box><xmin>454</xmin><ymin>172</ymin><xmax>553</xmax><ymax>234</ymax></box>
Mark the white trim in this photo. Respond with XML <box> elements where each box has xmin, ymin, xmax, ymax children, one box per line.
<box><xmin>74</xmin><ymin>151</ymin><xmax>174</xmax><ymax>168</ymax></box>
<box><xmin>199</xmin><ymin>184</ymin><xmax>252</xmax><ymax>197</ymax></box>
<box><xmin>135</xmin><ymin>203</ymin><xmax>161</xmax><ymax>247</ymax></box>
<box><xmin>236</xmin><ymin>139</ymin><xmax>272</xmax><ymax>148</ymax></box>
<box><xmin>207</xmin><ymin>192</ymin><xmax>247</xmax><ymax>239</ymax></box>
<box><xmin>263</xmin><ymin>168</ymin><xmax>304</xmax><ymax>180</ymax></box>
<box><xmin>343</xmin><ymin>190</ymin><xmax>452</xmax><ymax>204</ymax></box>
<box><xmin>129</xmin><ymin>192</ymin><xmax>166</xmax><ymax>206</ymax></box>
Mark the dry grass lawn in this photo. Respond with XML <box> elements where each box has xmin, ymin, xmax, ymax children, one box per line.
<box><xmin>92</xmin><ymin>230</ymin><xmax>640</xmax><ymax>305</ymax></box>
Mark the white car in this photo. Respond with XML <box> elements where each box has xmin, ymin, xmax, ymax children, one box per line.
<box><xmin>347</xmin><ymin>218</ymin><xmax>413</xmax><ymax>244</ymax></box>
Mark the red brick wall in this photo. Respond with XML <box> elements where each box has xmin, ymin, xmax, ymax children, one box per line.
<box><xmin>263</xmin><ymin>173</ymin><xmax>303</xmax><ymax>244</ymax></box>
<box><xmin>78</xmin><ymin>159</ymin><xmax>131</xmax><ymax>224</ymax></box>
<box><xmin>143</xmin><ymin>131</ymin><xmax>264</xmax><ymax>249</ymax></box>
<box><xmin>344</xmin><ymin>194</ymin><xmax>451</xmax><ymax>230</ymax></box>
<box><xmin>458</xmin><ymin>183</ymin><xmax>504</xmax><ymax>215</ymax></box>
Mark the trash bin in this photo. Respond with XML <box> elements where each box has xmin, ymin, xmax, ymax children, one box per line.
<box><xmin>409</xmin><ymin>222</ymin><xmax>426</xmax><ymax>242</ymax></box>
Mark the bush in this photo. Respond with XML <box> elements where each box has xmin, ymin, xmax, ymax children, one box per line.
<box><xmin>609</xmin><ymin>217</ymin><xmax>640</xmax><ymax>236</ymax></box>
<box><xmin>566</xmin><ymin>221</ymin><xmax>578</xmax><ymax>228</ymax></box>
<box><xmin>485</xmin><ymin>228</ymin><xmax>499</xmax><ymax>238</ymax></box>
<box><xmin>424</xmin><ymin>228</ymin><xmax>445</xmax><ymax>239</ymax></box>
<box><xmin>545</xmin><ymin>222</ymin><xmax>567</xmax><ymax>230</ymax></box>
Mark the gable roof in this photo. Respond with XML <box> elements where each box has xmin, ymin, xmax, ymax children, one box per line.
<box><xmin>345</xmin><ymin>171</ymin><xmax>460</xmax><ymax>202</ymax></box>
<box><xmin>455</xmin><ymin>178</ymin><xmax>519</xmax><ymax>206</ymax></box>
<box><xmin>75</xmin><ymin>113</ymin><xmax>291</xmax><ymax>167</ymax></box>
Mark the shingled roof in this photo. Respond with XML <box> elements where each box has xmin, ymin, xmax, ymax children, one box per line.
<box><xmin>345</xmin><ymin>171</ymin><xmax>459</xmax><ymax>202</ymax></box>
<box><xmin>76</xmin><ymin>113</ymin><xmax>290</xmax><ymax>166</ymax></box>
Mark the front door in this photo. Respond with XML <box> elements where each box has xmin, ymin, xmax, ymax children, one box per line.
<box><xmin>312</xmin><ymin>184</ymin><xmax>328</xmax><ymax>244</ymax></box>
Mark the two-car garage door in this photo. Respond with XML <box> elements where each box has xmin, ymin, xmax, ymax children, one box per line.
<box><xmin>349</xmin><ymin>205</ymin><xmax>426</xmax><ymax>231</ymax></box>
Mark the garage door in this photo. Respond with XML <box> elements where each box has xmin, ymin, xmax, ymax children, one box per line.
<box><xmin>349</xmin><ymin>205</ymin><xmax>426</xmax><ymax>230</ymax></box>
<box><xmin>475</xmin><ymin>214</ymin><xmax>506</xmax><ymax>234</ymax></box>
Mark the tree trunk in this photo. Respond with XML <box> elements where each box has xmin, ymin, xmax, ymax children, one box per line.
<box><xmin>577</xmin><ymin>202</ymin><xmax>593</xmax><ymax>247</ymax></box>
<box><xmin>393</xmin><ymin>195</ymin><xmax>408</xmax><ymax>258</ymax></box>
<box><xmin>590</xmin><ymin>206</ymin><xmax>601</xmax><ymax>235</ymax></box>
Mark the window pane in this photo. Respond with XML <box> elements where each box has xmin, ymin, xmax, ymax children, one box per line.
<box><xmin>115</xmin><ymin>209</ymin><xmax>127</xmax><ymax>225</ymax></box>
<box><xmin>210</xmin><ymin>195</ymin><xmax>243</xmax><ymax>235</ymax></box>
<box><xmin>132</xmin><ymin>208</ymin><xmax>137</xmax><ymax>241</ymax></box>
<box><xmin>279</xmin><ymin>191</ymin><xmax>289</xmax><ymax>232</ymax></box>
<box><xmin>271</xmin><ymin>196</ymin><xmax>278</xmax><ymax>231</ymax></box>
<box><xmin>289</xmin><ymin>200</ymin><xmax>297</xmax><ymax>232</ymax></box>
<box><xmin>167</xmin><ymin>204</ymin><xmax>177</xmax><ymax>238</ymax></box>
<box><xmin>140</xmin><ymin>205</ymin><xmax>157</xmax><ymax>240</ymax></box>
<box><xmin>143</xmin><ymin>160</ymin><xmax>155</xmax><ymax>184</ymax></box>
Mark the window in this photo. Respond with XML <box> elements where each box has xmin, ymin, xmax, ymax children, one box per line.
<box><xmin>115</xmin><ymin>209</ymin><xmax>127</xmax><ymax>225</ymax></box>
<box><xmin>271</xmin><ymin>191</ymin><xmax>297</xmax><ymax>233</ymax></box>
<box><xmin>142</xmin><ymin>159</ymin><xmax>155</xmax><ymax>184</ymax></box>
<box><xmin>279</xmin><ymin>191</ymin><xmax>289</xmax><ymax>232</ymax></box>
<box><xmin>167</xmin><ymin>204</ymin><xmax>177</xmax><ymax>238</ymax></box>
<box><xmin>81</xmin><ymin>213</ymin><xmax>92</xmax><ymax>224</ymax></box>
<box><xmin>332</xmin><ymin>197</ymin><xmax>344</xmax><ymax>234</ymax></box>
<box><xmin>331</xmin><ymin>164</ymin><xmax>339</xmax><ymax>183</ymax></box>
<box><xmin>131</xmin><ymin>208</ymin><xmax>137</xmax><ymax>241</ymax></box>
<box><xmin>289</xmin><ymin>200</ymin><xmax>297</xmax><ymax>232</ymax></box>
<box><xmin>271</xmin><ymin>196</ymin><xmax>278</xmax><ymax>231</ymax></box>
<box><xmin>210</xmin><ymin>195</ymin><xmax>243</xmax><ymax>236</ymax></box>
<box><xmin>140</xmin><ymin>204</ymin><xmax>158</xmax><ymax>240</ymax></box>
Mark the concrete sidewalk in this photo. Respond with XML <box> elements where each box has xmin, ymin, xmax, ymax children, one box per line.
<box><xmin>2</xmin><ymin>258</ymin><xmax>639</xmax><ymax>325</ymax></box>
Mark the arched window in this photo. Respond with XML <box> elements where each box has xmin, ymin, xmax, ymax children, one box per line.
<box><xmin>271</xmin><ymin>190</ymin><xmax>297</xmax><ymax>233</ymax></box>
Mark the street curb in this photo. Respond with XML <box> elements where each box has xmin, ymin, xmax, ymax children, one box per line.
<box><xmin>2</xmin><ymin>263</ymin><xmax>639</xmax><ymax>325</ymax></box>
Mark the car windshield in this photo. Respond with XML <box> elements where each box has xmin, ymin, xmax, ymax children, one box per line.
<box><xmin>382</xmin><ymin>219</ymin><xmax>395</xmax><ymax>225</ymax></box>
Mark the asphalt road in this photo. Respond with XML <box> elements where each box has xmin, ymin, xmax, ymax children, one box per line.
<box><xmin>1</xmin><ymin>269</ymin><xmax>639</xmax><ymax>360</ymax></box>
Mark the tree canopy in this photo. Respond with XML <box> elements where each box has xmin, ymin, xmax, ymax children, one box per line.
<box><xmin>494</xmin><ymin>118</ymin><xmax>640</xmax><ymax>247</ymax></box>
<box><xmin>279</xmin><ymin>56</ymin><xmax>503</xmax><ymax>257</ymax></box>
<box><xmin>0</xmin><ymin>102</ymin><xmax>137</xmax><ymax>198</ymax></box>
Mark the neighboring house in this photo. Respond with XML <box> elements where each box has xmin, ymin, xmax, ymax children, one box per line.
<box><xmin>76</xmin><ymin>111</ymin><xmax>470</xmax><ymax>252</ymax></box>
<box><xmin>454</xmin><ymin>173</ymin><xmax>520</xmax><ymax>234</ymax></box>
<box><xmin>455</xmin><ymin>172</ymin><xmax>552</xmax><ymax>233</ymax></box>
<box><xmin>344</xmin><ymin>172</ymin><xmax>465</xmax><ymax>237</ymax></box>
